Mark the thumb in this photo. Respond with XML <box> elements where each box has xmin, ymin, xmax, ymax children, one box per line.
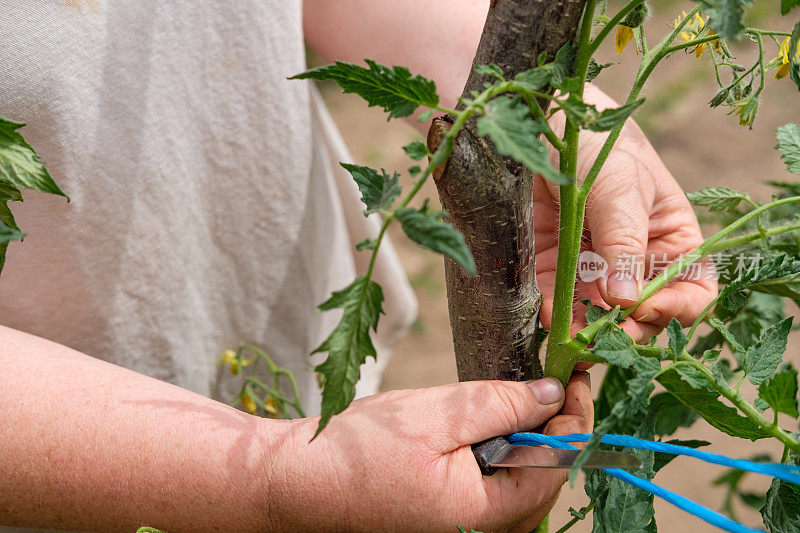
<box><xmin>586</xmin><ymin>184</ymin><xmax>651</xmax><ymax>308</ymax></box>
<box><xmin>440</xmin><ymin>378</ymin><xmax>565</xmax><ymax>446</ymax></box>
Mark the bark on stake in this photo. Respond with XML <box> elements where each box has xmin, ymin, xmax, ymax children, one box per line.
<box><xmin>428</xmin><ymin>0</ymin><xmax>587</xmax><ymax>384</ymax></box>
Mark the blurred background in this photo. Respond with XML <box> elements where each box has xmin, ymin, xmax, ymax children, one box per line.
<box><xmin>313</xmin><ymin>1</ymin><xmax>800</xmax><ymax>530</ymax></box>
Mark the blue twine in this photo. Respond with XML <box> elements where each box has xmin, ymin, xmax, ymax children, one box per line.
<box><xmin>507</xmin><ymin>432</ymin><xmax>785</xmax><ymax>533</ymax></box>
<box><xmin>509</xmin><ymin>433</ymin><xmax>800</xmax><ymax>486</ymax></box>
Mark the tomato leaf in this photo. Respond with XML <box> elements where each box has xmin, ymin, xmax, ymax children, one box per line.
<box><xmin>696</xmin><ymin>0</ymin><xmax>754</xmax><ymax>39</ymax></box>
<box><xmin>395</xmin><ymin>207</ymin><xmax>476</xmax><ymax>274</ymax></box>
<box><xmin>777</xmin><ymin>123</ymin><xmax>800</xmax><ymax>175</ymax></box>
<box><xmin>592</xmin><ymin>326</ymin><xmax>638</xmax><ymax>367</ymax></box>
<box><xmin>476</xmin><ymin>97</ymin><xmax>573</xmax><ymax>185</ymax></box>
<box><xmin>744</xmin><ymin>317</ymin><xmax>793</xmax><ymax>386</ymax></box>
<box><xmin>0</xmin><ymin>115</ymin><xmax>66</xmax><ymax>197</ymax></box>
<box><xmin>593</xmin><ymin>409</ymin><xmax>658</xmax><ymax>533</ymax></box>
<box><xmin>340</xmin><ymin>163</ymin><xmax>401</xmax><ymax>215</ymax></box>
<box><xmin>658</xmin><ymin>368</ymin><xmax>770</xmax><ymax>440</ymax></box>
<box><xmin>687</xmin><ymin>186</ymin><xmax>751</xmax><ymax>212</ymax></box>
<box><xmin>761</xmin><ymin>448</ymin><xmax>800</xmax><ymax>532</ymax></box>
<box><xmin>312</xmin><ymin>275</ymin><xmax>385</xmax><ymax>437</ymax></box>
<box><xmin>758</xmin><ymin>365</ymin><xmax>800</xmax><ymax>417</ymax></box>
<box><xmin>291</xmin><ymin>60</ymin><xmax>439</xmax><ymax>119</ymax></box>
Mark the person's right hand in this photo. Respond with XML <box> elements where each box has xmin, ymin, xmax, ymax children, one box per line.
<box><xmin>267</xmin><ymin>372</ymin><xmax>592</xmax><ymax>532</ymax></box>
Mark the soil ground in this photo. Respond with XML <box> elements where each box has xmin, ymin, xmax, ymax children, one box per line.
<box><xmin>318</xmin><ymin>4</ymin><xmax>800</xmax><ymax>530</ymax></box>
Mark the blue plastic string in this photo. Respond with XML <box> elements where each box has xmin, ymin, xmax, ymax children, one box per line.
<box><xmin>508</xmin><ymin>432</ymin><xmax>779</xmax><ymax>533</ymax></box>
<box><xmin>509</xmin><ymin>433</ymin><xmax>800</xmax><ymax>485</ymax></box>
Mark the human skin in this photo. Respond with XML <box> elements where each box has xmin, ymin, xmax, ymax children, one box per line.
<box><xmin>0</xmin><ymin>326</ymin><xmax>590</xmax><ymax>532</ymax></box>
<box><xmin>0</xmin><ymin>1</ymin><xmax>715</xmax><ymax>531</ymax></box>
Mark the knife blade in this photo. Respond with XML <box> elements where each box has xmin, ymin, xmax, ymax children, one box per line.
<box><xmin>488</xmin><ymin>444</ymin><xmax>642</xmax><ymax>470</ymax></box>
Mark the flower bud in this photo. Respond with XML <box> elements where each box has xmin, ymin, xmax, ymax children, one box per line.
<box><xmin>621</xmin><ymin>3</ymin><xmax>649</xmax><ymax>29</ymax></box>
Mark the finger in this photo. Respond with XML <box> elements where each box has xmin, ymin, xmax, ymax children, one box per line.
<box><xmin>438</xmin><ymin>379</ymin><xmax>565</xmax><ymax>447</ymax></box>
<box><xmin>543</xmin><ymin>371</ymin><xmax>593</xmax><ymax>435</ymax></box>
<box><xmin>478</xmin><ymin>373</ymin><xmax>594</xmax><ymax>528</ymax></box>
<box><xmin>630</xmin><ymin>277</ymin><xmax>718</xmax><ymax>328</ymax></box>
<box><xmin>619</xmin><ymin>316</ymin><xmax>663</xmax><ymax>343</ymax></box>
<box><xmin>586</xmin><ymin>173</ymin><xmax>653</xmax><ymax>308</ymax></box>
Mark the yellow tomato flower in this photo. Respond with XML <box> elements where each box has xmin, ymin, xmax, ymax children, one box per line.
<box><xmin>264</xmin><ymin>397</ymin><xmax>281</xmax><ymax>417</ymax></box>
<box><xmin>615</xmin><ymin>25</ymin><xmax>634</xmax><ymax>55</ymax></box>
<box><xmin>241</xmin><ymin>394</ymin><xmax>257</xmax><ymax>414</ymax></box>
<box><xmin>220</xmin><ymin>349</ymin><xmax>253</xmax><ymax>375</ymax></box>
<box><xmin>774</xmin><ymin>37</ymin><xmax>796</xmax><ymax>80</ymax></box>
<box><xmin>673</xmin><ymin>11</ymin><xmax>714</xmax><ymax>59</ymax></box>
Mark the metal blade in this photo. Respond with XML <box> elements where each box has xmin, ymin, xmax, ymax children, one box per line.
<box><xmin>489</xmin><ymin>445</ymin><xmax>642</xmax><ymax>470</ymax></box>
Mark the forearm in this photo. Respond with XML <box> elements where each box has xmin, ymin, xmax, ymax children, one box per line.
<box><xmin>303</xmin><ymin>0</ymin><xmax>488</xmax><ymax>114</ymax></box>
<box><xmin>0</xmin><ymin>326</ymin><xmax>291</xmax><ymax>532</ymax></box>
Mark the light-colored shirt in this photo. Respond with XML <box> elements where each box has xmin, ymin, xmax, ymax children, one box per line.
<box><xmin>0</xmin><ymin>0</ymin><xmax>416</xmax><ymax>416</ymax></box>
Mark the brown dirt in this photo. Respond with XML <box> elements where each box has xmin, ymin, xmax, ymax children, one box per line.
<box><xmin>319</xmin><ymin>5</ymin><xmax>800</xmax><ymax>530</ymax></box>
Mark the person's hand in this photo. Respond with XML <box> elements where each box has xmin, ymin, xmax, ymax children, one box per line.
<box><xmin>535</xmin><ymin>85</ymin><xmax>718</xmax><ymax>342</ymax></box>
<box><xmin>269</xmin><ymin>373</ymin><xmax>592</xmax><ymax>532</ymax></box>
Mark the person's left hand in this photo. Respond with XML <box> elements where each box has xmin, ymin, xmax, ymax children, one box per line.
<box><xmin>535</xmin><ymin>85</ymin><xmax>718</xmax><ymax>342</ymax></box>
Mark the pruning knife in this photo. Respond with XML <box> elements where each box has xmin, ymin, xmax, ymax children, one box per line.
<box><xmin>472</xmin><ymin>436</ymin><xmax>642</xmax><ymax>476</ymax></box>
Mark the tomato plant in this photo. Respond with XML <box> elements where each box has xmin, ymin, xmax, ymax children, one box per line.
<box><xmin>273</xmin><ymin>0</ymin><xmax>800</xmax><ymax>530</ymax></box>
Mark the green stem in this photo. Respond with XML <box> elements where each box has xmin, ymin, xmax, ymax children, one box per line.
<box><xmin>545</xmin><ymin>0</ymin><xmax>596</xmax><ymax>367</ymax></box>
<box><xmin>688</xmin><ymin>298</ymin><xmax>716</xmax><ymax>339</ymax></box>
<box><xmin>522</xmin><ymin>93</ymin><xmax>567</xmax><ymax>151</ymax></box>
<box><xmin>554</xmin><ymin>501</ymin><xmax>596</xmax><ymax>533</ymax></box>
<box><xmin>712</xmin><ymin>220</ymin><xmax>800</xmax><ymax>250</ymax></box>
<box><xmin>637</xmin><ymin>196</ymin><xmax>800</xmax><ymax>305</ymax></box>
<box><xmin>679</xmin><ymin>353</ymin><xmax>800</xmax><ymax>454</ymax></box>
<box><xmin>239</xmin><ymin>343</ymin><xmax>307</xmax><ymax>418</ymax></box>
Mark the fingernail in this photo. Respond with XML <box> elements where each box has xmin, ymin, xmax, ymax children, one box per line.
<box><xmin>527</xmin><ymin>378</ymin><xmax>563</xmax><ymax>405</ymax></box>
<box><xmin>606</xmin><ymin>272</ymin><xmax>640</xmax><ymax>301</ymax></box>
<box><xmin>639</xmin><ymin>309</ymin><xmax>662</xmax><ymax>323</ymax></box>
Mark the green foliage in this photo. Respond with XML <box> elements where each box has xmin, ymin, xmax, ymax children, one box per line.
<box><xmin>658</xmin><ymin>368</ymin><xmax>769</xmax><ymax>439</ymax></box>
<box><xmin>476</xmin><ymin>97</ymin><xmax>572</xmax><ymax>185</ymax></box>
<box><xmin>311</xmin><ymin>275</ymin><xmax>384</xmax><ymax>436</ymax></box>
<box><xmin>652</xmin><ymin>391</ymin><xmax>700</xmax><ymax>436</ymax></box>
<box><xmin>570</xmin><ymin>357</ymin><xmax>660</xmax><ymax>483</ymax></box>
<box><xmin>0</xmin><ymin>180</ymin><xmax>23</xmax><ymax>262</ymax></box>
<box><xmin>718</xmin><ymin>255</ymin><xmax>800</xmax><ymax>311</ymax></box>
<box><xmin>592</xmin><ymin>410</ymin><xmax>657</xmax><ymax>533</ymax></box>
<box><xmin>714</xmin><ymin>455</ymin><xmax>772</xmax><ymax>519</ymax></box>
<box><xmin>777</xmin><ymin>123</ymin><xmax>800</xmax><ymax>175</ymax></box>
<box><xmin>687</xmin><ymin>186</ymin><xmax>751</xmax><ymax>212</ymax></box>
<box><xmin>286</xmin><ymin>9</ymin><xmax>800</xmax><ymax>530</ymax></box>
<box><xmin>758</xmin><ymin>365</ymin><xmax>800</xmax><ymax>417</ymax></box>
<box><xmin>474</xmin><ymin>64</ymin><xmax>504</xmax><ymax>79</ymax></box>
<box><xmin>561</xmin><ymin>98</ymin><xmax>645</xmax><ymax>132</ymax></box>
<box><xmin>782</xmin><ymin>0</ymin><xmax>800</xmax><ymax>15</ymax></box>
<box><xmin>0</xmin><ymin>116</ymin><xmax>66</xmax><ymax>272</ymax></box>
<box><xmin>592</xmin><ymin>326</ymin><xmax>639</xmax><ymax>367</ymax></box>
<box><xmin>696</xmin><ymin>0</ymin><xmax>754</xmax><ymax>39</ymax></box>
<box><xmin>743</xmin><ymin>317</ymin><xmax>792</xmax><ymax>386</ymax></box>
<box><xmin>790</xmin><ymin>22</ymin><xmax>800</xmax><ymax>90</ymax></box>
<box><xmin>395</xmin><ymin>208</ymin><xmax>476</xmax><ymax>274</ymax></box>
<box><xmin>291</xmin><ymin>60</ymin><xmax>439</xmax><ymax>119</ymax></box>
<box><xmin>653</xmin><ymin>439</ymin><xmax>710</xmax><ymax>473</ymax></box>
<box><xmin>761</xmin><ymin>449</ymin><xmax>800</xmax><ymax>532</ymax></box>
<box><xmin>402</xmin><ymin>141</ymin><xmax>429</xmax><ymax>160</ymax></box>
<box><xmin>583</xmin><ymin>300</ymin><xmax>623</xmax><ymax>325</ymax></box>
<box><xmin>341</xmin><ymin>163</ymin><xmax>401</xmax><ymax>215</ymax></box>
<box><xmin>0</xmin><ymin>115</ymin><xmax>65</xmax><ymax>197</ymax></box>
<box><xmin>0</xmin><ymin>218</ymin><xmax>21</xmax><ymax>244</ymax></box>
<box><xmin>667</xmin><ymin>318</ymin><xmax>689</xmax><ymax>358</ymax></box>
<box><xmin>708</xmin><ymin>317</ymin><xmax>746</xmax><ymax>354</ymax></box>
<box><xmin>595</xmin><ymin>364</ymin><xmax>636</xmax><ymax>424</ymax></box>
<box><xmin>586</xmin><ymin>59</ymin><xmax>615</xmax><ymax>82</ymax></box>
